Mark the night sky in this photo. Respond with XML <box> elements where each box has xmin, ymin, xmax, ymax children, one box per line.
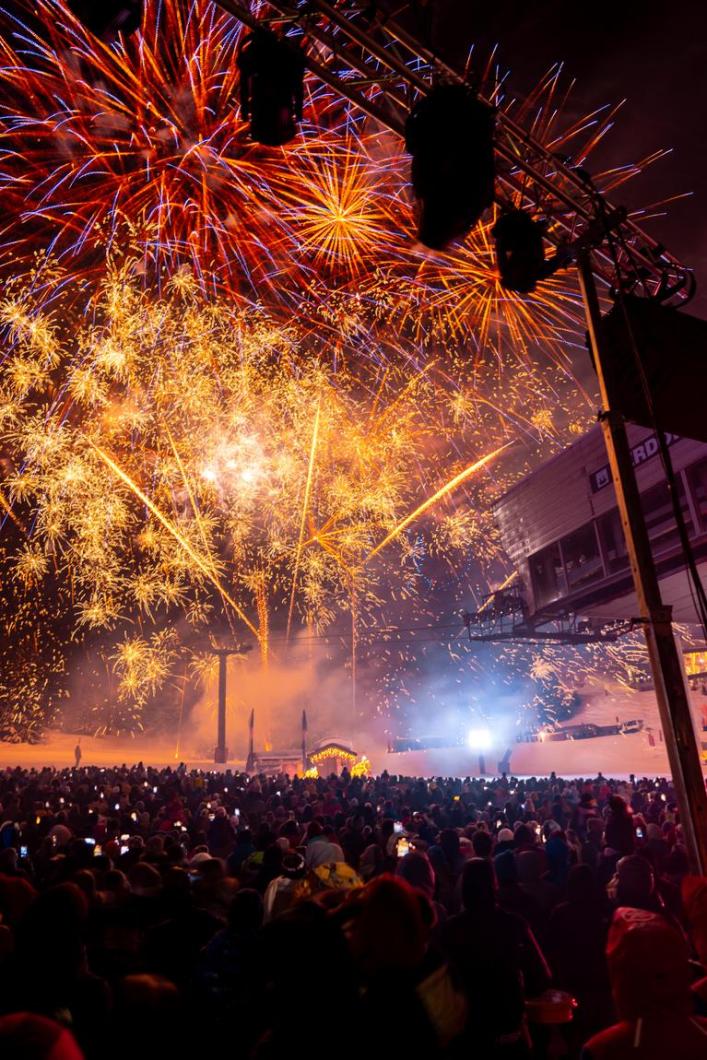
<box><xmin>0</xmin><ymin>1</ymin><xmax>703</xmax><ymax>741</ymax></box>
<box><xmin>428</xmin><ymin>0</ymin><xmax>707</xmax><ymax>313</ymax></box>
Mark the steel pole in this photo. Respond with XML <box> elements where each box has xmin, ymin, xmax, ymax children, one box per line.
<box><xmin>578</xmin><ymin>249</ymin><xmax>707</xmax><ymax>872</ymax></box>
<box><xmin>214</xmin><ymin>652</ymin><xmax>228</xmax><ymax>764</ymax></box>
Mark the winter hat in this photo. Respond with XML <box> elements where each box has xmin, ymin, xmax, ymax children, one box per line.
<box><xmin>607</xmin><ymin>906</ymin><xmax>691</xmax><ymax>1019</ymax></box>
<box><xmin>127</xmin><ymin>862</ymin><xmax>162</xmax><ymax>897</ymax></box>
<box><xmin>0</xmin><ymin>822</ymin><xmax>20</xmax><ymax>849</ymax></box>
<box><xmin>189</xmin><ymin>851</ymin><xmax>213</xmax><ymax>866</ymax></box>
<box><xmin>48</xmin><ymin>824</ymin><xmax>72</xmax><ymax>848</ymax></box>
<box><xmin>305</xmin><ymin>841</ymin><xmax>345</xmax><ymax>870</ymax></box>
<box><xmin>281</xmin><ymin>852</ymin><xmax>306</xmax><ymax>879</ymax></box>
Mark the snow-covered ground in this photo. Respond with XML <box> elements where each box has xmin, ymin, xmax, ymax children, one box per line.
<box><xmin>371</xmin><ymin>688</ymin><xmax>707</xmax><ymax>778</ymax></box>
<box><xmin>0</xmin><ymin>731</ymin><xmax>227</xmax><ymax>772</ymax></box>
<box><xmin>1</xmin><ymin>688</ymin><xmax>705</xmax><ymax>778</ymax></box>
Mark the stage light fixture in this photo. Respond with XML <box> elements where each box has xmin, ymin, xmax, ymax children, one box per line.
<box><xmin>405</xmin><ymin>84</ymin><xmax>495</xmax><ymax>249</ymax></box>
<box><xmin>492</xmin><ymin>209</ymin><xmax>549</xmax><ymax>293</ymax></box>
<box><xmin>237</xmin><ymin>28</ymin><xmax>305</xmax><ymax>147</ymax></box>
<box><xmin>492</xmin><ymin>209</ymin><xmax>571</xmax><ymax>292</ymax></box>
<box><xmin>66</xmin><ymin>0</ymin><xmax>143</xmax><ymax>39</ymax></box>
<box><xmin>467</xmin><ymin>727</ymin><xmax>492</xmax><ymax>751</ymax></box>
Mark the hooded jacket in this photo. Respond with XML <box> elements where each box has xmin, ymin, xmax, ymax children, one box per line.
<box><xmin>582</xmin><ymin>907</ymin><xmax>707</xmax><ymax>1058</ymax></box>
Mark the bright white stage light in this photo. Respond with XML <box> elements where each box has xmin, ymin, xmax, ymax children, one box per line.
<box><xmin>467</xmin><ymin>726</ymin><xmax>492</xmax><ymax>751</ymax></box>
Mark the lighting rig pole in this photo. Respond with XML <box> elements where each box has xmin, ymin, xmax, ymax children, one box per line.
<box><xmin>579</xmin><ymin>250</ymin><xmax>707</xmax><ymax>872</ymax></box>
<box><xmin>213</xmin><ymin>0</ymin><xmax>706</xmax><ymax>868</ymax></box>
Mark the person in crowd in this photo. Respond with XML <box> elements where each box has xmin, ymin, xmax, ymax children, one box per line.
<box><xmin>604</xmin><ymin>795</ymin><xmax>635</xmax><ymax>857</ymax></box>
<box><xmin>495</xmin><ymin>827</ymin><xmax>516</xmax><ymax>855</ymax></box>
<box><xmin>107</xmin><ymin>973</ymin><xmax>182</xmax><ymax>1060</ymax></box>
<box><xmin>546</xmin><ymin>865</ymin><xmax>612</xmax><ymax>1048</ymax></box>
<box><xmin>195</xmin><ymin>888</ymin><xmax>264</xmax><ymax>1044</ymax></box>
<box><xmin>395</xmin><ymin>847</ymin><xmax>448</xmax><ymax>931</ymax></box>
<box><xmin>0</xmin><ymin>882</ymin><xmax>110</xmax><ymax>1057</ymax></box>
<box><xmin>471</xmin><ymin>827</ymin><xmax>494</xmax><ymax>859</ymax></box>
<box><xmin>581</xmin><ymin>817</ymin><xmax>605</xmax><ymax>872</ymax></box>
<box><xmin>582</xmin><ymin>907</ymin><xmax>707</xmax><ymax>1058</ymax></box>
<box><xmin>544</xmin><ymin>822</ymin><xmax>571</xmax><ymax>889</ymax></box>
<box><xmin>607</xmin><ymin>853</ymin><xmax>681</xmax><ymax>932</ymax></box>
<box><xmin>495</xmin><ymin>849</ymin><xmax>544</xmax><ymax>939</ymax></box>
<box><xmin>254</xmin><ymin>899</ymin><xmax>360</xmax><ymax>1058</ymax></box>
<box><xmin>440</xmin><ymin>857</ymin><xmax>551</xmax><ymax>1054</ymax></box>
<box><xmin>0</xmin><ymin>1012</ymin><xmax>85</xmax><ymax>1060</ymax></box>
<box><xmin>516</xmin><ymin>848</ymin><xmax>562</xmax><ymax>939</ymax></box>
<box><xmin>207</xmin><ymin>806</ymin><xmax>235</xmax><ymax>859</ymax></box>
<box><xmin>351</xmin><ymin>874</ymin><xmax>467</xmax><ymax>1052</ymax></box>
<box><xmin>428</xmin><ymin>827</ymin><xmax>465</xmax><ymax>911</ymax></box>
<box><xmin>0</xmin><ymin>762</ymin><xmax>700</xmax><ymax>1060</ymax></box>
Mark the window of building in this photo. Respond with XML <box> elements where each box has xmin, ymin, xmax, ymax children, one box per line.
<box><xmin>687</xmin><ymin>458</ymin><xmax>707</xmax><ymax>531</ymax></box>
<box><xmin>598</xmin><ymin>475</ymin><xmax>691</xmax><ymax>575</ymax></box>
<box><xmin>598</xmin><ymin>509</ymin><xmax>629</xmax><ymax>575</ymax></box>
<box><xmin>640</xmin><ymin>477</ymin><xmax>691</xmax><ymax>553</ymax></box>
<box><xmin>560</xmin><ymin>523</ymin><xmax>604</xmax><ymax>592</ymax></box>
<box><xmin>530</xmin><ymin>468</ymin><xmax>698</xmax><ymax>609</ymax></box>
<box><xmin>530</xmin><ymin>542</ymin><xmax>566</xmax><ymax>609</ymax></box>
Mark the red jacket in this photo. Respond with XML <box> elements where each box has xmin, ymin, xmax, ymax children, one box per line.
<box><xmin>582</xmin><ymin>1014</ymin><xmax>707</xmax><ymax>1058</ymax></box>
<box><xmin>583</xmin><ymin>907</ymin><xmax>707</xmax><ymax>1058</ymax></box>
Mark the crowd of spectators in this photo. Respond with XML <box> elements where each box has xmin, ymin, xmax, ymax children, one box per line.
<box><xmin>1</xmin><ymin>763</ymin><xmax>707</xmax><ymax>1058</ymax></box>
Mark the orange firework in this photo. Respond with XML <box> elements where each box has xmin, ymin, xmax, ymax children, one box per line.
<box><xmin>0</xmin><ymin>0</ymin><xmax>295</xmax><ymax>298</ymax></box>
<box><xmin>0</xmin><ymin>0</ymin><xmax>663</xmax><ymax>366</ymax></box>
<box><xmin>0</xmin><ymin>4</ymin><xmax>672</xmax><ymax>734</ymax></box>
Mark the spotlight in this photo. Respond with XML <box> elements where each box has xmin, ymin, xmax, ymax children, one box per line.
<box><xmin>237</xmin><ymin>28</ymin><xmax>305</xmax><ymax>147</ymax></box>
<box><xmin>467</xmin><ymin>726</ymin><xmax>492</xmax><ymax>751</ymax></box>
<box><xmin>405</xmin><ymin>84</ymin><xmax>495</xmax><ymax>249</ymax></box>
<box><xmin>492</xmin><ymin>209</ymin><xmax>569</xmax><ymax>293</ymax></box>
<box><xmin>66</xmin><ymin>1</ymin><xmax>143</xmax><ymax>39</ymax></box>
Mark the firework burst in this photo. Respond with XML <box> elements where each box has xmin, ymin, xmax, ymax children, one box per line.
<box><xmin>0</xmin><ymin>0</ymin><xmax>662</xmax><ymax>363</ymax></box>
<box><xmin>0</xmin><ymin>1</ymin><xmax>669</xmax><ymax>735</ymax></box>
<box><xmin>0</xmin><ymin>261</ymin><xmax>599</xmax><ymax>724</ymax></box>
<box><xmin>0</xmin><ymin>0</ymin><xmax>297</xmax><ymax>298</ymax></box>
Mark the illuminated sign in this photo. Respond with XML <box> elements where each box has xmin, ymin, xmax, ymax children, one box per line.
<box><xmin>590</xmin><ymin>431</ymin><xmax>680</xmax><ymax>493</ymax></box>
<box><xmin>684</xmin><ymin>651</ymin><xmax>707</xmax><ymax>677</ymax></box>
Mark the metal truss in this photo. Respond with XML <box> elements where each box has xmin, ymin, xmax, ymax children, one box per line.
<box><xmin>461</xmin><ymin>585</ymin><xmax>634</xmax><ymax>644</ymax></box>
<box><xmin>217</xmin><ymin>0</ymin><xmax>693</xmax><ymax>303</ymax></box>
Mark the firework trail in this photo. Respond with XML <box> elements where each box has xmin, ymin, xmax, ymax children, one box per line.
<box><xmin>0</xmin><ymin>264</ymin><xmax>601</xmax><ymax>728</ymax></box>
<box><xmin>0</xmin><ymin>0</ymin><xmax>663</xmax><ymax>364</ymax></box>
<box><xmin>0</xmin><ymin>1</ymin><xmax>669</xmax><ymax>733</ymax></box>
